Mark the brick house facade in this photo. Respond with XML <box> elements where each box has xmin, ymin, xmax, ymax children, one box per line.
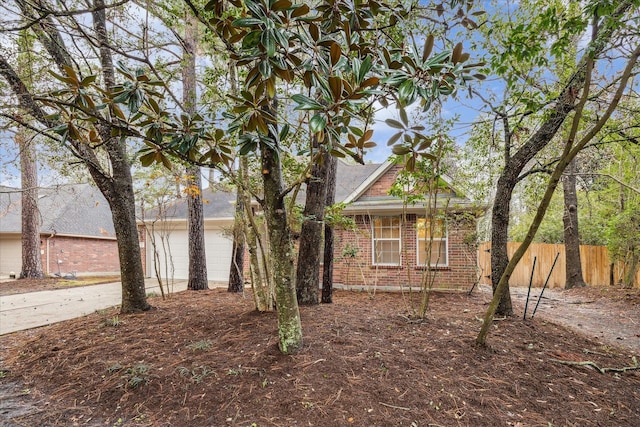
<box><xmin>331</xmin><ymin>162</ymin><xmax>480</xmax><ymax>291</ymax></box>
<box><xmin>41</xmin><ymin>235</ymin><xmax>119</xmax><ymax>276</ymax></box>
<box><xmin>0</xmin><ymin>183</ymin><xmax>120</xmax><ymax>277</ymax></box>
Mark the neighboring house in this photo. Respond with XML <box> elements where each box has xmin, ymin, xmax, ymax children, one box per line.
<box><xmin>139</xmin><ymin>190</ymin><xmax>237</xmax><ymax>282</ymax></box>
<box><xmin>140</xmin><ymin>160</ymin><xmax>480</xmax><ymax>290</ymax></box>
<box><xmin>0</xmin><ymin>184</ymin><xmax>119</xmax><ymax>277</ymax></box>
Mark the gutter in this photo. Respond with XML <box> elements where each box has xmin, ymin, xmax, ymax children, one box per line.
<box><xmin>45</xmin><ymin>230</ymin><xmax>56</xmax><ymax>276</ymax></box>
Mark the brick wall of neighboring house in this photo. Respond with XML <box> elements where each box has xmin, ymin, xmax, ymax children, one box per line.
<box><xmin>332</xmin><ymin>213</ymin><xmax>478</xmax><ymax>291</ymax></box>
<box><xmin>43</xmin><ymin>235</ymin><xmax>120</xmax><ymax>276</ymax></box>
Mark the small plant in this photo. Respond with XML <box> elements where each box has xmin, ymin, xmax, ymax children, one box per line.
<box><xmin>187</xmin><ymin>339</ymin><xmax>213</xmax><ymax>351</ymax></box>
<box><xmin>227</xmin><ymin>367</ymin><xmax>243</xmax><ymax>376</ymax></box>
<box><xmin>176</xmin><ymin>365</ymin><xmax>215</xmax><ymax>384</ymax></box>
<box><xmin>106</xmin><ymin>362</ymin><xmax>123</xmax><ymax>374</ymax></box>
<box><xmin>104</xmin><ymin>316</ymin><xmax>121</xmax><ymax>327</ymax></box>
<box><xmin>121</xmin><ymin>364</ymin><xmax>151</xmax><ymax>389</ymax></box>
<box><xmin>146</xmin><ymin>291</ymin><xmax>160</xmax><ymax>297</ymax></box>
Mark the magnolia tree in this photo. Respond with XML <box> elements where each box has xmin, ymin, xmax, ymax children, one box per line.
<box><xmin>16</xmin><ymin>0</ymin><xmax>485</xmax><ymax>352</ymax></box>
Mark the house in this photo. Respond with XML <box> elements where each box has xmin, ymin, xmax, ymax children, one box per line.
<box><xmin>332</xmin><ymin>161</ymin><xmax>480</xmax><ymax>291</ymax></box>
<box><xmin>140</xmin><ymin>160</ymin><xmax>480</xmax><ymax>290</ymax></box>
<box><xmin>0</xmin><ymin>184</ymin><xmax>120</xmax><ymax>277</ymax></box>
<box><xmin>139</xmin><ymin>189</ymin><xmax>237</xmax><ymax>282</ymax></box>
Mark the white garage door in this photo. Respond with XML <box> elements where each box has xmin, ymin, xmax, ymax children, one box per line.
<box><xmin>148</xmin><ymin>227</ymin><xmax>233</xmax><ymax>282</ymax></box>
<box><xmin>0</xmin><ymin>237</ymin><xmax>22</xmax><ymax>276</ymax></box>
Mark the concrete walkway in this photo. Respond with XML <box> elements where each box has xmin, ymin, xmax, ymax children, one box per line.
<box><xmin>0</xmin><ymin>279</ymin><xmax>189</xmax><ymax>335</ymax></box>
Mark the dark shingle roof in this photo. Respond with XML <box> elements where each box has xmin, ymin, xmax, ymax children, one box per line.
<box><xmin>0</xmin><ymin>184</ymin><xmax>115</xmax><ymax>238</ymax></box>
<box><xmin>144</xmin><ymin>188</ymin><xmax>237</xmax><ymax>221</ymax></box>
<box><xmin>335</xmin><ymin>160</ymin><xmax>380</xmax><ymax>202</ymax></box>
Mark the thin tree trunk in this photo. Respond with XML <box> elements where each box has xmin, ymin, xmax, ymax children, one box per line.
<box><xmin>228</xmin><ymin>157</ymin><xmax>246</xmax><ymax>293</ymax></box>
<box><xmin>228</xmin><ymin>63</ymin><xmax>244</xmax><ymax>293</ymax></box>
<box><xmin>296</xmin><ymin>143</ymin><xmax>330</xmax><ymax>305</ymax></box>
<box><xmin>563</xmin><ymin>159</ymin><xmax>587</xmax><ymax>289</ymax></box>
<box><xmin>322</xmin><ymin>155</ymin><xmax>337</xmax><ymax>304</ymax></box>
<box><xmin>17</xmin><ymin>131</ymin><xmax>44</xmax><ymax>279</ymax></box>
<box><xmin>183</xmin><ymin>13</ymin><xmax>208</xmax><ymax>291</ymax></box>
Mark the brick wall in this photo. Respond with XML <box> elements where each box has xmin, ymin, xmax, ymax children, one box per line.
<box><xmin>332</xmin><ymin>213</ymin><xmax>478</xmax><ymax>291</ymax></box>
<box><xmin>43</xmin><ymin>235</ymin><xmax>120</xmax><ymax>276</ymax></box>
<box><xmin>362</xmin><ymin>164</ymin><xmax>402</xmax><ymax>197</ymax></box>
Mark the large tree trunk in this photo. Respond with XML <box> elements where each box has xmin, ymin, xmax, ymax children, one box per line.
<box><xmin>186</xmin><ymin>167</ymin><xmax>209</xmax><ymax>290</ymax></box>
<box><xmin>108</xmin><ymin>174</ymin><xmax>151</xmax><ymax>313</ymax></box>
<box><xmin>563</xmin><ymin>160</ymin><xmax>587</xmax><ymax>289</ymax></box>
<box><xmin>183</xmin><ymin>14</ymin><xmax>208</xmax><ymax>291</ymax></box>
<box><xmin>296</xmin><ymin>143</ymin><xmax>330</xmax><ymax>305</ymax></box>
<box><xmin>17</xmin><ymin>131</ymin><xmax>44</xmax><ymax>279</ymax></box>
<box><xmin>260</xmin><ymin>102</ymin><xmax>302</xmax><ymax>353</ymax></box>
<box><xmin>321</xmin><ymin>155</ymin><xmax>337</xmax><ymax>304</ymax></box>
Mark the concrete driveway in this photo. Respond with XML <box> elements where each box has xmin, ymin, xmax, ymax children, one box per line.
<box><xmin>0</xmin><ymin>279</ymin><xmax>189</xmax><ymax>335</ymax></box>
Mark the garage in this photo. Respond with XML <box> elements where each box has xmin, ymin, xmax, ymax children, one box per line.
<box><xmin>0</xmin><ymin>235</ymin><xmax>22</xmax><ymax>276</ymax></box>
<box><xmin>146</xmin><ymin>224</ymin><xmax>233</xmax><ymax>282</ymax></box>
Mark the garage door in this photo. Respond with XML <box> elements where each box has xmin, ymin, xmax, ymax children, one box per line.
<box><xmin>0</xmin><ymin>237</ymin><xmax>22</xmax><ymax>276</ymax></box>
<box><xmin>147</xmin><ymin>228</ymin><xmax>233</xmax><ymax>282</ymax></box>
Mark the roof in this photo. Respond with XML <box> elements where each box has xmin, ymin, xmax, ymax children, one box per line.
<box><xmin>337</xmin><ymin>161</ymin><xmax>476</xmax><ymax>214</ymax></box>
<box><xmin>0</xmin><ymin>183</ymin><xmax>116</xmax><ymax>238</ymax></box>
<box><xmin>143</xmin><ymin>188</ymin><xmax>237</xmax><ymax>221</ymax></box>
<box><xmin>141</xmin><ymin>158</ymin><xmax>477</xmax><ymax>222</ymax></box>
<box><xmin>334</xmin><ymin>160</ymin><xmax>381</xmax><ymax>203</ymax></box>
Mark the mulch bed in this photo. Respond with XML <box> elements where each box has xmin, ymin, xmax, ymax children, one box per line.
<box><xmin>1</xmin><ymin>287</ymin><xmax>639</xmax><ymax>426</ymax></box>
<box><xmin>0</xmin><ymin>276</ymin><xmax>121</xmax><ymax>296</ymax></box>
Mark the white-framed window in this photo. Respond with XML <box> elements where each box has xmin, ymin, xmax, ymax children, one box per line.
<box><xmin>416</xmin><ymin>218</ymin><xmax>448</xmax><ymax>267</ymax></box>
<box><xmin>372</xmin><ymin>216</ymin><xmax>401</xmax><ymax>266</ymax></box>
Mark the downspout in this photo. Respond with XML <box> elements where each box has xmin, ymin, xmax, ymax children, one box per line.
<box><xmin>45</xmin><ymin>230</ymin><xmax>56</xmax><ymax>276</ymax></box>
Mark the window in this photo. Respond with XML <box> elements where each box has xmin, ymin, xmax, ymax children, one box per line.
<box><xmin>372</xmin><ymin>217</ymin><xmax>401</xmax><ymax>266</ymax></box>
<box><xmin>416</xmin><ymin>218</ymin><xmax>447</xmax><ymax>267</ymax></box>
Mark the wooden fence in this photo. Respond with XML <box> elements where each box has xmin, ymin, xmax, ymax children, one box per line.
<box><xmin>477</xmin><ymin>242</ymin><xmax>640</xmax><ymax>289</ymax></box>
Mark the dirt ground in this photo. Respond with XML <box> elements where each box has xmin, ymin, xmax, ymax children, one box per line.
<box><xmin>0</xmin><ymin>276</ymin><xmax>121</xmax><ymax>296</ymax></box>
<box><xmin>0</xmin><ymin>280</ymin><xmax>639</xmax><ymax>426</ymax></box>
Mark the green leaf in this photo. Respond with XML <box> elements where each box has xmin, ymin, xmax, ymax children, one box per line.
<box><xmin>397</xmin><ymin>80</ymin><xmax>415</xmax><ymax>106</ymax></box>
<box><xmin>387</xmin><ymin>131</ymin><xmax>402</xmax><ymax>146</ymax></box>
<box><xmin>385</xmin><ymin>119</ymin><xmax>404</xmax><ymax>129</ymax></box>
<box><xmin>392</xmin><ymin>145</ymin><xmax>411</xmax><ymax>155</ymax></box>
<box><xmin>262</xmin><ymin>29</ymin><xmax>276</xmax><ymax>57</ymax></box>
<box><xmin>309</xmin><ymin>113</ymin><xmax>327</xmax><ymax>133</ymax></box>
<box><xmin>232</xmin><ymin>17</ymin><xmax>264</xmax><ymax>27</ymax></box>
<box><xmin>140</xmin><ymin>151</ymin><xmax>156</xmax><ymax>167</ymax></box>
<box><xmin>399</xmin><ymin>107</ymin><xmax>408</xmax><ymax>127</ymax></box>
<box><xmin>291</xmin><ymin>94</ymin><xmax>324</xmax><ymax>110</ymax></box>
<box><xmin>243</xmin><ymin>30</ymin><xmax>262</xmax><ymax>49</ymax></box>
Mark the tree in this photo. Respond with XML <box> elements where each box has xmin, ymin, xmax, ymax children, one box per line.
<box><xmin>466</xmin><ymin>0</ymin><xmax>638</xmax><ymax>316</ymax></box>
<box><xmin>0</xmin><ymin>0</ymin><xmax>150</xmax><ymax>313</ymax></box>
<box><xmin>321</xmin><ymin>154</ymin><xmax>337</xmax><ymax>303</ymax></box>
<box><xmin>478</xmin><ymin>16</ymin><xmax>640</xmax><ymax>344</ymax></box>
<box><xmin>562</xmin><ymin>159</ymin><xmax>587</xmax><ymax>289</ymax></box>
<box><xmin>296</xmin><ymin>142</ymin><xmax>331</xmax><ymax>305</ymax></box>
<box><xmin>17</xmin><ymin>130</ymin><xmax>44</xmax><ymax>279</ymax></box>
<box><xmin>227</xmin><ymin>64</ymin><xmax>246</xmax><ymax>293</ymax></box>
<box><xmin>183</xmin><ymin>12</ymin><xmax>209</xmax><ymax>291</ymax></box>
